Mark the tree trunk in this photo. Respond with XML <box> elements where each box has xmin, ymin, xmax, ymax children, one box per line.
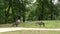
<box><xmin>23</xmin><ymin>15</ymin><xmax>25</xmax><ymax>22</ymax></box>
<box><xmin>50</xmin><ymin>0</ymin><xmax>54</xmax><ymax>20</ymax></box>
<box><xmin>38</xmin><ymin>0</ymin><xmax>44</xmax><ymax>20</ymax></box>
<box><xmin>6</xmin><ymin>5</ymin><xmax>10</xmax><ymax>23</ymax></box>
<box><xmin>5</xmin><ymin>9</ymin><xmax>7</xmax><ymax>23</ymax></box>
<box><xmin>11</xmin><ymin>7</ymin><xmax>15</xmax><ymax>22</ymax></box>
<box><xmin>38</xmin><ymin>16</ymin><xmax>41</xmax><ymax>20</ymax></box>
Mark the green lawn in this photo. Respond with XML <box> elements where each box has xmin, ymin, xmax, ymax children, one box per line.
<box><xmin>0</xmin><ymin>20</ymin><xmax>60</xmax><ymax>28</ymax></box>
<box><xmin>0</xmin><ymin>30</ymin><xmax>60</xmax><ymax>34</ymax></box>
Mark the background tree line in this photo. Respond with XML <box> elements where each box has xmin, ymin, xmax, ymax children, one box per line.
<box><xmin>0</xmin><ymin>0</ymin><xmax>60</xmax><ymax>24</ymax></box>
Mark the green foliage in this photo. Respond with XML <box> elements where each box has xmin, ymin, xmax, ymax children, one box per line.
<box><xmin>0</xmin><ymin>0</ymin><xmax>60</xmax><ymax>24</ymax></box>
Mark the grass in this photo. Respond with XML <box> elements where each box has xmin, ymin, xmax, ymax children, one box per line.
<box><xmin>0</xmin><ymin>30</ymin><xmax>60</xmax><ymax>34</ymax></box>
<box><xmin>0</xmin><ymin>20</ymin><xmax>60</xmax><ymax>28</ymax></box>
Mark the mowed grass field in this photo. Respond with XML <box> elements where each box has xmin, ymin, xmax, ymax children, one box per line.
<box><xmin>0</xmin><ymin>30</ymin><xmax>60</xmax><ymax>34</ymax></box>
<box><xmin>0</xmin><ymin>20</ymin><xmax>60</xmax><ymax>28</ymax></box>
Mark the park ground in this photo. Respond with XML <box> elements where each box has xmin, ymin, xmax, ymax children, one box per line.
<box><xmin>0</xmin><ymin>30</ymin><xmax>60</xmax><ymax>34</ymax></box>
<box><xmin>0</xmin><ymin>20</ymin><xmax>60</xmax><ymax>34</ymax></box>
<box><xmin>0</xmin><ymin>20</ymin><xmax>60</xmax><ymax>28</ymax></box>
